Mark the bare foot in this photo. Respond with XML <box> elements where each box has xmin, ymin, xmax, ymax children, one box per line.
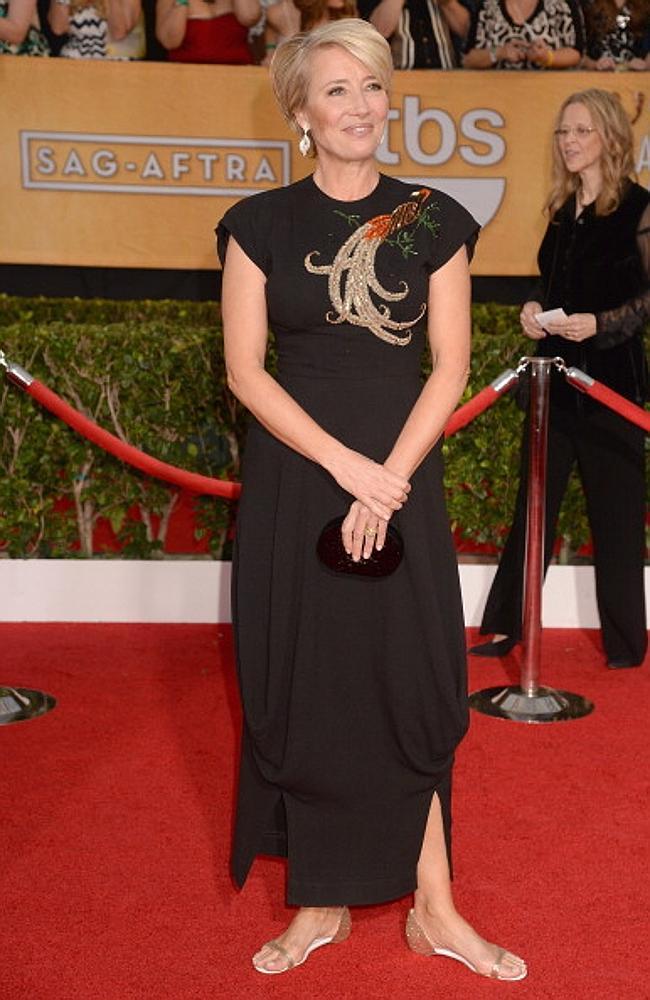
<box><xmin>252</xmin><ymin>906</ymin><xmax>350</xmax><ymax>974</ymax></box>
<box><xmin>411</xmin><ymin>898</ymin><xmax>526</xmax><ymax>981</ymax></box>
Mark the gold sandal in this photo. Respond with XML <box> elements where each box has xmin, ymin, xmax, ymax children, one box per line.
<box><xmin>252</xmin><ymin>907</ymin><xmax>352</xmax><ymax>975</ymax></box>
<box><xmin>406</xmin><ymin>909</ymin><xmax>527</xmax><ymax>982</ymax></box>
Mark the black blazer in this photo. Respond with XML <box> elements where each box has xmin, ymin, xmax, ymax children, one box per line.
<box><xmin>535</xmin><ymin>181</ymin><xmax>649</xmax><ymax>409</ymax></box>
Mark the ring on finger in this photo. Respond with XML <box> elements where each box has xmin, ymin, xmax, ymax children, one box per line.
<box><xmin>364</xmin><ymin>527</ymin><xmax>377</xmax><ymax>538</ymax></box>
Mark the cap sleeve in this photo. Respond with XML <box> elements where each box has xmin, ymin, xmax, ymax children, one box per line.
<box><xmin>216</xmin><ymin>193</ymin><xmax>272</xmax><ymax>275</ymax></box>
<box><xmin>424</xmin><ymin>190</ymin><xmax>480</xmax><ymax>274</ymax></box>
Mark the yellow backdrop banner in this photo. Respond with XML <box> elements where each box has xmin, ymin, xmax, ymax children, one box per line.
<box><xmin>1</xmin><ymin>59</ymin><xmax>648</xmax><ymax>275</ymax></box>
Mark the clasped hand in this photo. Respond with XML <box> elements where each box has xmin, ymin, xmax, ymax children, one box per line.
<box><xmin>526</xmin><ymin>40</ymin><xmax>550</xmax><ymax>66</ymax></box>
<box><xmin>520</xmin><ymin>301</ymin><xmax>597</xmax><ymax>342</ymax></box>
<box><xmin>331</xmin><ymin>451</ymin><xmax>410</xmax><ymax>562</ymax></box>
<box><xmin>544</xmin><ymin>313</ymin><xmax>597</xmax><ymax>342</ymax></box>
<box><xmin>501</xmin><ymin>39</ymin><xmax>528</xmax><ymax>63</ymax></box>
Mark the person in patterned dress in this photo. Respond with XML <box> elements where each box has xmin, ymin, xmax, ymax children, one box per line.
<box><xmin>48</xmin><ymin>0</ymin><xmax>142</xmax><ymax>58</ymax></box>
<box><xmin>581</xmin><ymin>0</ymin><xmax>649</xmax><ymax>70</ymax></box>
<box><xmin>0</xmin><ymin>0</ymin><xmax>50</xmax><ymax>53</ymax></box>
<box><xmin>462</xmin><ymin>0</ymin><xmax>584</xmax><ymax>67</ymax></box>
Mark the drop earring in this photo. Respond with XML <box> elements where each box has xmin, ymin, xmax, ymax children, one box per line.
<box><xmin>299</xmin><ymin>127</ymin><xmax>311</xmax><ymax>157</ymax></box>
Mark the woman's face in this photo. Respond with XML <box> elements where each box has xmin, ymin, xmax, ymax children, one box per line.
<box><xmin>297</xmin><ymin>45</ymin><xmax>389</xmax><ymax>166</ymax></box>
<box><xmin>556</xmin><ymin>102</ymin><xmax>604</xmax><ymax>175</ymax></box>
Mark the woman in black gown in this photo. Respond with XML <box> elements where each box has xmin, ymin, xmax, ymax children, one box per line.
<box><xmin>218</xmin><ymin>18</ymin><xmax>527</xmax><ymax>980</ymax></box>
<box><xmin>470</xmin><ymin>88</ymin><xmax>649</xmax><ymax>667</ymax></box>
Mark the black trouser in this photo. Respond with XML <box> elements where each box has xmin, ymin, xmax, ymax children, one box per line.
<box><xmin>479</xmin><ymin>404</ymin><xmax>647</xmax><ymax>665</ymax></box>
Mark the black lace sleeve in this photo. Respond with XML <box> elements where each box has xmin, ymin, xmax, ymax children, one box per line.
<box><xmin>594</xmin><ymin>202</ymin><xmax>650</xmax><ymax>349</ymax></box>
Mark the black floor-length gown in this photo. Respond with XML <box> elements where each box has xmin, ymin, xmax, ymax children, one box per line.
<box><xmin>217</xmin><ymin>174</ymin><xmax>479</xmax><ymax>907</ymax></box>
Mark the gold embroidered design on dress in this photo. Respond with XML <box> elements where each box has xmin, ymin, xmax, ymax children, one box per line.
<box><xmin>305</xmin><ymin>189</ymin><xmax>434</xmax><ymax>346</ymax></box>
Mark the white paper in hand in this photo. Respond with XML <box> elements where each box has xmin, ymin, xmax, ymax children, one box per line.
<box><xmin>534</xmin><ymin>307</ymin><xmax>568</xmax><ymax>330</ymax></box>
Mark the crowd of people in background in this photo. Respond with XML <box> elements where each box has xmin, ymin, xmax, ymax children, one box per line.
<box><xmin>1</xmin><ymin>0</ymin><xmax>648</xmax><ymax>70</ymax></box>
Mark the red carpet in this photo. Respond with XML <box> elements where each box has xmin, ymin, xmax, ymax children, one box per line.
<box><xmin>1</xmin><ymin>623</ymin><xmax>649</xmax><ymax>1000</ymax></box>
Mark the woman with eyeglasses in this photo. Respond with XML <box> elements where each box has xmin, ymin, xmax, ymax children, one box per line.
<box><xmin>470</xmin><ymin>88</ymin><xmax>649</xmax><ymax>669</ymax></box>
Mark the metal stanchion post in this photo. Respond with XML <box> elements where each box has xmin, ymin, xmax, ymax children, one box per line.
<box><xmin>0</xmin><ymin>686</ymin><xmax>56</xmax><ymax>725</ymax></box>
<box><xmin>1</xmin><ymin>353</ymin><xmax>58</xmax><ymax>725</ymax></box>
<box><xmin>469</xmin><ymin>357</ymin><xmax>594</xmax><ymax>724</ymax></box>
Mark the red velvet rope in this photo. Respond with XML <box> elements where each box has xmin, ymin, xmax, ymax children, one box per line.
<box><xmin>564</xmin><ymin>372</ymin><xmax>650</xmax><ymax>434</ymax></box>
<box><xmin>10</xmin><ymin>363</ymin><xmax>646</xmax><ymax>508</ymax></box>
<box><xmin>26</xmin><ymin>381</ymin><xmax>242</xmax><ymax>499</ymax></box>
<box><xmin>444</xmin><ymin>385</ymin><xmax>500</xmax><ymax>437</ymax></box>
<box><xmin>12</xmin><ymin>370</ymin><xmax>511</xmax><ymax>498</ymax></box>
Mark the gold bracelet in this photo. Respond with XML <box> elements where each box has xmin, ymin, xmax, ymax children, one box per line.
<box><xmin>545</xmin><ymin>48</ymin><xmax>555</xmax><ymax>67</ymax></box>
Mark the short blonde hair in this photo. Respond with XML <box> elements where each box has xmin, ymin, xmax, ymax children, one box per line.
<box><xmin>270</xmin><ymin>19</ymin><xmax>392</xmax><ymax>143</ymax></box>
<box><xmin>548</xmin><ymin>89</ymin><xmax>635</xmax><ymax>218</ymax></box>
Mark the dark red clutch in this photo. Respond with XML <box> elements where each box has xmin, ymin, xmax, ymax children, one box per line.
<box><xmin>316</xmin><ymin>516</ymin><xmax>403</xmax><ymax>578</ymax></box>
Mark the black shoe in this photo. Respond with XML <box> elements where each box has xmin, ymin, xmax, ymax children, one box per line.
<box><xmin>606</xmin><ymin>658</ymin><xmax>642</xmax><ymax>669</ymax></box>
<box><xmin>468</xmin><ymin>636</ymin><xmax>518</xmax><ymax>658</ymax></box>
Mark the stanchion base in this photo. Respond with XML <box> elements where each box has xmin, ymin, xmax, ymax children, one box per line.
<box><xmin>469</xmin><ymin>684</ymin><xmax>594</xmax><ymax>724</ymax></box>
<box><xmin>0</xmin><ymin>687</ymin><xmax>57</xmax><ymax>726</ymax></box>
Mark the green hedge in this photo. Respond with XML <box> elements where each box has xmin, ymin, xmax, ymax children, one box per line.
<box><xmin>0</xmin><ymin>293</ymin><xmax>612</xmax><ymax>560</ymax></box>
